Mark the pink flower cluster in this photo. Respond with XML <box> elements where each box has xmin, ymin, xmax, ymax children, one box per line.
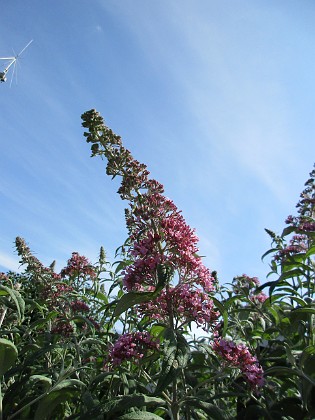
<box><xmin>138</xmin><ymin>284</ymin><xmax>218</xmax><ymax>330</ymax></box>
<box><xmin>61</xmin><ymin>252</ymin><xmax>97</xmax><ymax>279</ymax></box>
<box><xmin>284</xmin><ymin>168</ymin><xmax>314</xmax><ymax>234</ymax></box>
<box><xmin>82</xmin><ymin>110</ymin><xmax>217</xmax><ymax>329</ymax></box>
<box><xmin>274</xmin><ymin>234</ymin><xmax>308</xmax><ymax>262</ymax></box>
<box><xmin>108</xmin><ymin>332</ymin><xmax>159</xmax><ymax>366</ymax></box>
<box><xmin>213</xmin><ymin>338</ymin><xmax>265</xmax><ymax>390</ymax></box>
<box><xmin>123</xmin><ymin>192</ymin><xmax>215</xmax><ymax>293</ymax></box>
<box><xmin>41</xmin><ymin>282</ymin><xmax>73</xmax><ymax>301</ymax></box>
<box><xmin>232</xmin><ymin>274</ymin><xmax>260</xmax><ymax>294</ymax></box>
<box><xmin>71</xmin><ymin>300</ymin><xmax>90</xmax><ymax>313</ymax></box>
<box><xmin>0</xmin><ymin>272</ymin><xmax>9</xmax><ymax>283</ymax></box>
<box><xmin>51</xmin><ymin>319</ymin><xmax>74</xmax><ymax>337</ymax></box>
<box><xmin>232</xmin><ymin>274</ymin><xmax>267</xmax><ymax>305</ymax></box>
<box><xmin>249</xmin><ymin>293</ymin><xmax>268</xmax><ymax>304</ymax></box>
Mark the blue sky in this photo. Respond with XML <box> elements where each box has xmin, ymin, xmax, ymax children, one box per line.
<box><xmin>0</xmin><ymin>1</ymin><xmax>314</xmax><ymax>286</ymax></box>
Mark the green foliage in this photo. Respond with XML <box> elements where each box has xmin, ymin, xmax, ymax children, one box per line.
<box><xmin>1</xmin><ymin>113</ymin><xmax>314</xmax><ymax>418</ymax></box>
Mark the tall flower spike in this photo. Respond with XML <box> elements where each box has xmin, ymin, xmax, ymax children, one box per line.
<box><xmin>81</xmin><ymin>110</ymin><xmax>217</xmax><ymax>327</ymax></box>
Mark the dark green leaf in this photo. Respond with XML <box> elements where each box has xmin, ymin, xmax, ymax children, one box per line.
<box><xmin>0</xmin><ymin>338</ymin><xmax>18</xmax><ymax>375</ymax></box>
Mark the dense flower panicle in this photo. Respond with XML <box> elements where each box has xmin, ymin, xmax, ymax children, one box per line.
<box><xmin>61</xmin><ymin>252</ymin><xmax>97</xmax><ymax>279</ymax></box>
<box><xmin>86</xmin><ymin>316</ymin><xmax>100</xmax><ymax>330</ymax></box>
<box><xmin>0</xmin><ymin>272</ymin><xmax>9</xmax><ymax>283</ymax></box>
<box><xmin>138</xmin><ymin>284</ymin><xmax>218</xmax><ymax>330</ymax></box>
<box><xmin>80</xmin><ymin>316</ymin><xmax>101</xmax><ymax>331</ymax></box>
<box><xmin>51</xmin><ymin>319</ymin><xmax>74</xmax><ymax>337</ymax></box>
<box><xmin>274</xmin><ymin>234</ymin><xmax>308</xmax><ymax>262</ymax></box>
<box><xmin>71</xmin><ymin>300</ymin><xmax>90</xmax><ymax>313</ymax></box>
<box><xmin>122</xmin><ymin>191</ymin><xmax>215</xmax><ymax>293</ymax></box>
<box><xmin>232</xmin><ymin>274</ymin><xmax>267</xmax><ymax>305</ymax></box>
<box><xmin>232</xmin><ymin>274</ymin><xmax>260</xmax><ymax>295</ymax></box>
<box><xmin>284</xmin><ymin>168</ymin><xmax>315</xmax><ymax>231</ymax></box>
<box><xmin>41</xmin><ymin>283</ymin><xmax>73</xmax><ymax>301</ymax></box>
<box><xmin>249</xmin><ymin>292</ymin><xmax>268</xmax><ymax>304</ymax></box>
<box><xmin>108</xmin><ymin>332</ymin><xmax>159</xmax><ymax>366</ymax></box>
<box><xmin>15</xmin><ymin>237</ymin><xmax>45</xmax><ymax>272</ymax></box>
<box><xmin>213</xmin><ymin>338</ymin><xmax>265</xmax><ymax>390</ymax></box>
<box><xmin>82</xmin><ymin>110</ymin><xmax>215</xmax><ymax>292</ymax></box>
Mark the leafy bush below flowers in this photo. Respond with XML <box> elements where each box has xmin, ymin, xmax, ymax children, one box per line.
<box><xmin>0</xmin><ymin>111</ymin><xmax>314</xmax><ymax>419</ymax></box>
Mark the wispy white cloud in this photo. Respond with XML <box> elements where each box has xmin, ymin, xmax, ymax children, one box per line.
<box><xmin>98</xmin><ymin>1</ymin><xmax>311</xmax><ymax>207</ymax></box>
<box><xmin>0</xmin><ymin>252</ymin><xmax>20</xmax><ymax>272</ymax></box>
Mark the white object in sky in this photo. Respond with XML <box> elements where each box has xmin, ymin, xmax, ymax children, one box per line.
<box><xmin>0</xmin><ymin>40</ymin><xmax>33</xmax><ymax>85</ymax></box>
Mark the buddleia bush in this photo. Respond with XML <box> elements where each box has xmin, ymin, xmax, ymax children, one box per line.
<box><xmin>0</xmin><ymin>110</ymin><xmax>314</xmax><ymax>419</ymax></box>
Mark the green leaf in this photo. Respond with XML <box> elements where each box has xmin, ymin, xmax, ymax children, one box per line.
<box><xmin>211</xmin><ymin>297</ymin><xmax>228</xmax><ymax>337</ymax></box>
<box><xmin>113</xmin><ymin>265</ymin><xmax>170</xmax><ymax>318</ymax></box>
<box><xmin>28</xmin><ymin>375</ymin><xmax>52</xmax><ymax>392</ymax></box>
<box><xmin>300</xmin><ymin>345</ymin><xmax>315</xmax><ymax>377</ymax></box>
<box><xmin>0</xmin><ymin>338</ymin><xmax>18</xmax><ymax>375</ymax></box>
<box><xmin>292</xmin><ymin>307</ymin><xmax>315</xmax><ymax>315</ymax></box>
<box><xmin>86</xmin><ymin>289</ymin><xmax>108</xmax><ymax>304</ymax></box>
<box><xmin>34</xmin><ymin>379</ymin><xmax>85</xmax><ymax>420</ymax></box>
<box><xmin>113</xmin><ymin>291</ymin><xmax>155</xmax><ymax>318</ymax></box>
<box><xmin>117</xmin><ymin>412</ymin><xmax>164</xmax><ymax>419</ymax></box>
<box><xmin>306</xmin><ymin>245</ymin><xmax>315</xmax><ymax>258</ymax></box>
<box><xmin>281</xmin><ymin>226</ymin><xmax>296</xmax><ymax>237</ymax></box>
<box><xmin>184</xmin><ymin>398</ymin><xmax>229</xmax><ymax>420</ymax></box>
<box><xmin>84</xmin><ymin>394</ymin><xmax>165</xmax><ymax>418</ymax></box>
<box><xmin>0</xmin><ymin>285</ymin><xmax>25</xmax><ymax>322</ymax></box>
<box><xmin>284</xmin><ymin>343</ymin><xmax>297</xmax><ymax>366</ymax></box>
<box><xmin>154</xmin><ymin>329</ymin><xmax>190</xmax><ymax>395</ymax></box>
<box><xmin>270</xmin><ymin>397</ymin><xmax>305</xmax><ymax>419</ymax></box>
<box><xmin>261</xmin><ymin>247</ymin><xmax>278</xmax><ymax>261</ymax></box>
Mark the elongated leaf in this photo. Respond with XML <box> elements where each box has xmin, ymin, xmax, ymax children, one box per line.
<box><xmin>34</xmin><ymin>390</ymin><xmax>77</xmax><ymax>420</ymax></box>
<box><xmin>34</xmin><ymin>379</ymin><xmax>85</xmax><ymax>420</ymax></box>
<box><xmin>306</xmin><ymin>245</ymin><xmax>315</xmax><ymax>258</ymax></box>
<box><xmin>154</xmin><ymin>330</ymin><xmax>189</xmax><ymax>395</ymax></box>
<box><xmin>265</xmin><ymin>365</ymin><xmax>315</xmax><ymax>386</ymax></box>
<box><xmin>211</xmin><ymin>297</ymin><xmax>228</xmax><ymax>337</ymax></box>
<box><xmin>53</xmin><ymin>379</ymin><xmax>85</xmax><ymax>392</ymax></box>
<box><xmin>28</xmin><ymin>375</ymin><xmax>52</xmax><ymax>392</ymax></box>
<box><xmin>85</xmin><ymin>394</ymin><xmax>164</xmax><ymax>418</ymax></box>
<box><xmin>292</xmin><ymin>307</ymin><xmax>315</xmax><ymax>315</ymax></box>
<box><xmin>117</xmin><ymin>412</ymin><xmax>164</xmax><ymax>419</ymax></box>
<box><xmin>261</xmin><ymin>247</ymin><xmax>278</xmax><ymax>261</ymax></box>
<box><xmin>114</xmin><ymin>291</ymin><xmax>157</xmax><ymax>318</ymax></box>
<box><xmin>184</xmin><ymin>398</ymin><xmax>229</xmax><ymax>420</ymax></box>
<box><xmin>300</xmin><ymin>345</ymin><xmax>315</xmax><ymax>385</ymax></box>
<box><xmin>0</xmin><ymin>338</ymin><xmax>18</xmax><ymax>375</ymax></box>
<box><xmin>0</xmin><ymin>285</ymin><xmax>25</xmax><ymax>322</ymax></box>
<box><xmin>281</xmin><ymin>226</ymin><xmax>296</xmax><ymax>237</ymax></box>
<box><xmin>86</xmin><ymin>289</ymin><xmax>109</xmax><ymax>304</ymax></box>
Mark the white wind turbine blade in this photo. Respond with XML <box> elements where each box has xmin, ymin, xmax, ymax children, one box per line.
<box><xmin>9</xmin><ymin>60</ymin><xmax>17</xmax><ymax>87</ymax></box>
<box><xmin>16</xmin><ymin>40</ymin><xmax>33</xmax><ymax>58</ymax></box>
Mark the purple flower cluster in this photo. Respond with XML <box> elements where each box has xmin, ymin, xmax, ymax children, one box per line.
<box><xmin>51</xmin><ymin>319</ymin><xmax>74</xmax><ymax>337</ymax></box>
<box><xmin>284</xmin><ymin>168</ymin><xmax>315</xmax><ymax>234</ymax></box>
<box><xmin>41</xmin><ymin>282</ymin><xmax>73</xmax><ymax>301</ymax></box>
<box><xmin>61</xmin><ymin>252</ymin><xmax>97</xmax><ymax>279</ymax></box>
<box><xmin>213</xmin><ymin>338</ymin><xmax>265</xmax><ymax>390</ymax></box>
<box><xmin>108</xmin><ymin>332</ymin><xmax>159</xmax><ymax>366</ymax></box>
<box><xmin>71</xmin><ymin>300</ymin><xmax>90</xmax><ymax>313</ymax></box>
<box><xmin>138</xmin><ymin>284</ymin><xmax>218</xmax><ymax>330</ymax></box>
<box><xmin>123</xmin><ymin>192</ymin><xmax>215</xmax><ymax>293</ymax></box>
<box><xmin>232</xmin><ymin>274</ymin><xmax>267</xmax><ymax>305</ymax></box>
<box><xmin>274</xmin><ymin>234</ymin><xmax>308</xmax><ymax>262</ymax></box>
<box><xmin>82</xmin><ymin>110</ymin><xmax>218</xmax><ymax>350</ymax></box>
<box><xmin>82</xmin><ymin>110</ymin><xmax>216</xmax><ymax>296</ymax></box>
